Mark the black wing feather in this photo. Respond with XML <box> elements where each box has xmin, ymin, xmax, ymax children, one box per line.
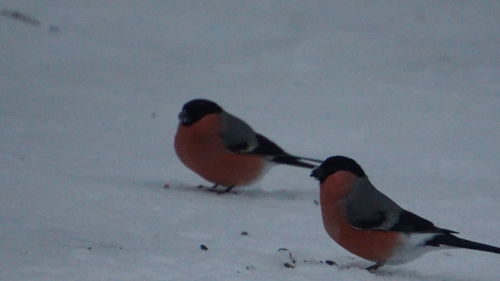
<box><xmin>389</xmin><ymin>210</ymin><xmax>458</xmax><ymax>233</ymax></box>
<box><xmin>251</xmin><ymin>134</ymin><xmax>286</xmax><ymax>155</ymax></box>
<box><xmin>351</xmin><ymin>212</ymin><xmax>387</xmax><ymax>229</ymax></box>
<box><xmin>389</xmin><ymin>211</ymin><xmax>438</xmax><ymax>232</ymax></box>
<box><xmin>226</xmin><ymin>142</ymin><xmax>250</xmax><ymax>152</ymax></box>
<box><xmin>230</xmin><ymin>134</ymin><xmax>316</xmax><ymax>169</ymax></box>
<box><xmin>226</xmin><ymin>133</ymin><xmax>285</xmax><ymax>155</ymax></box>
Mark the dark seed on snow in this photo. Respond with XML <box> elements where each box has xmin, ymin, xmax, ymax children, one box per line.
<box><xmin>313</xmin><ymin>200</ymin><xmax>319</xmax><ymax>205</ymax></box>
<box><xmin>241</xmin><ymin>231</ymin><xmax>248</xmax><ymax>236</ymax></box>
<box><xmin>200</xmin><ymin>244</ymin><xmax>208</xmax><ymax>251</ymax></box>
<box><xmin>325</xmin><ymin>260</ymin><xmax>336</xmax><ymax>266</ymax></box>
<box><xmin>87</xmin><ymin>246</ymin><xmax>92</xmax><ymax>250</ymax></box>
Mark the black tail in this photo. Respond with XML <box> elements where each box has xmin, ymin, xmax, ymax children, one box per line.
<box><xmin>272</xmin><ymin>155</ymin><xmax>318</xmax><ymax>169</ymax></box>
<box><xmin>428</xmin><ymin>234</ymin><xmax>500</xmax><ymax>254</ymax></box>
<box><xmin>252</xmin><ymin>133</ymin><xmax>322</xmax><ymax>169</ymax></box>
<box><xmin>294</xmin><ymin>156</ymin><xmax>323</xmax><ymax>164</ymax></box>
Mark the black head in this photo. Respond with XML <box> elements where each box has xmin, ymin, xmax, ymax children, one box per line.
<box><xmin>178</xmin><ymin>99</ymin><xmax>223</xmax><ymax>126</ymax></box>
<box><xmin>310</xmin><ymin>156</ymin><xmax>366</xmax><ymax>183</ymax></box>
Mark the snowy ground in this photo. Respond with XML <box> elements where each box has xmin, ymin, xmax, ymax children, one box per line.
<box><xmin>1</xmin><ymin>1</ymin><xmax>499</xmax><ymax>280</ymax></box>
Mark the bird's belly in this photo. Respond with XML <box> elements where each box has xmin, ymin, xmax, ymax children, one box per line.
<box><xmin>321</xmin><ymin>204</ymin><xmax>402</xmax><ymax>263</ymax></box>
<box><xmin>174</xmin><ymin>131</ymin><xmax>266</xmax><ymax>187</ymax></box>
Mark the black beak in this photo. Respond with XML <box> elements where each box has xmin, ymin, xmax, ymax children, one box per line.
<box><xmin>178</xmin><ymin>111</ymin><xmax>190</xmax><ymax>124</ymax></box>
<box><xmin>310</xmin><ymin>167</ymin><xmax>323</xmax><ymax>180</ymax></box>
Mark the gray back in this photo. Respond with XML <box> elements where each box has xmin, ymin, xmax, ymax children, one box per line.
<box><xmin>220</xmin><ymin>112</ymin><xmax>259</xmax><ymax>152</ymax></box>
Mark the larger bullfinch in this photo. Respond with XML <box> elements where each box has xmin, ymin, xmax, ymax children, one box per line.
<box><xmin>311</xmin><ymin>155</ymin><xmax>500</xmax><ymax>270</ymax></box>
<box><xmin>174</xmin><ymin>99</ymin><xmax>321</xmax><ymax>194</ymax></box>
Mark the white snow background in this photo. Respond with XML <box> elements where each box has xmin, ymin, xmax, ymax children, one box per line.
<box><xmin>1</xmin><ymin>1</ymin><xmax>499</xmax><ymax>280</ymax></box>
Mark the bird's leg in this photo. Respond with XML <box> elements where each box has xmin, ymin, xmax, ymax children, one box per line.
<box><xmin>198</xmin><ymin>183</ymin><xmax>219</xmax><ymax>189</ymax></box>
<box><xmin>216</xmin><ymin>185</ymin><xmax>235</xmax><ymax>195</ymax></box>
<box><xmin>366</xmin><ymin>262</ymin><xmax>384</xmax><ymax>272</ymax></box>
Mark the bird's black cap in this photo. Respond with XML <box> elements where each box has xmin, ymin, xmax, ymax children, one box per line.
<box><xmin>178</xmin><ymin>99</ymin><xmax>223</xmax><ymax>126</ymax></box>
<box><xmin>310</xmin><ymin>155</ymin><xmax>366</xmax><ymax>183</ymax></box>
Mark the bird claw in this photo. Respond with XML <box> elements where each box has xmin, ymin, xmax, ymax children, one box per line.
<box><xmin>366</xmin><ymin>263</ymin><xmax>384</xmax><ymax>272</ymax></box>
<box><xmin>202</xmin><ymin>185</ymin><xmax>236</xmax><ymax>195</ymax></box>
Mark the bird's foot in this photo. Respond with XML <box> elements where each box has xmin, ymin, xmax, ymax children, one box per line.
<box><xmin>204</xmin><ymin>185</ymin><xmax>237</xmax><ymax>195</ymax></box>
<box><xmin>215</xmin><ymin>185</ymin><xmax>235</xmax><ymax>195</ymax></box>
<box><xmin>196</xmin><ymin>184</ymin><xmax>219</xmax><ymax>189</ymax></box>
<box><xmin>366</xmin><ymin>262</ymin><xmax>384</xmax><ymax>272</ymax></box>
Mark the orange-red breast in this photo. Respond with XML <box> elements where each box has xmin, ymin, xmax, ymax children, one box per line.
<box><xmin>311</xmin><ymin>155</ymin><xmax>500</xmax><ymax>270</ymax></box>
<box><xmin>174</xmin><ymin>99</ymin><xmax>321</xmax><ymax>194</ymax></box>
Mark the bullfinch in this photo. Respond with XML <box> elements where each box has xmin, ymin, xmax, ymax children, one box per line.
<box><xmin>311</xmin><ymin>155</ymin><xmax>500</xmax><ymax>270</ymax></box>
<box><xmin>174</xmin><ymin>99</ymin><xmax>321</xmax><ymax>194</ymax></box>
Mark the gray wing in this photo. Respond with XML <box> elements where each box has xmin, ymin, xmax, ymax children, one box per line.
<box><xmin>344</xmin><ymin>177</ymin><xmax>449</xmax><ymax>233</ymax></box>
<box><xmin>220</xmin><ymin>112</ymin><xmax>259</xmax><ymax>153</ymax></box>
<box><xmin>344</xmin><ymin>177</ymin><xmax>403</xmax><ymax>230</ymax></box>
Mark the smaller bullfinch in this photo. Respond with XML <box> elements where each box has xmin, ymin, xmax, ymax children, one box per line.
<box><xmin>311</xmin><ymin>155</ymin><xmax>500</xmax><ymax>271</ymax></box>
<box><xmin>174</xmin><ymin>99</ymin><xmax>321</xmax><ymax>194</ymax></box>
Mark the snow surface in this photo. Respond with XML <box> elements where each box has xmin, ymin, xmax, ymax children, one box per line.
<box><xmin>1</xmin><ymin>1</ymin><xmax>499</xmax><ymax>280</ymax></box>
